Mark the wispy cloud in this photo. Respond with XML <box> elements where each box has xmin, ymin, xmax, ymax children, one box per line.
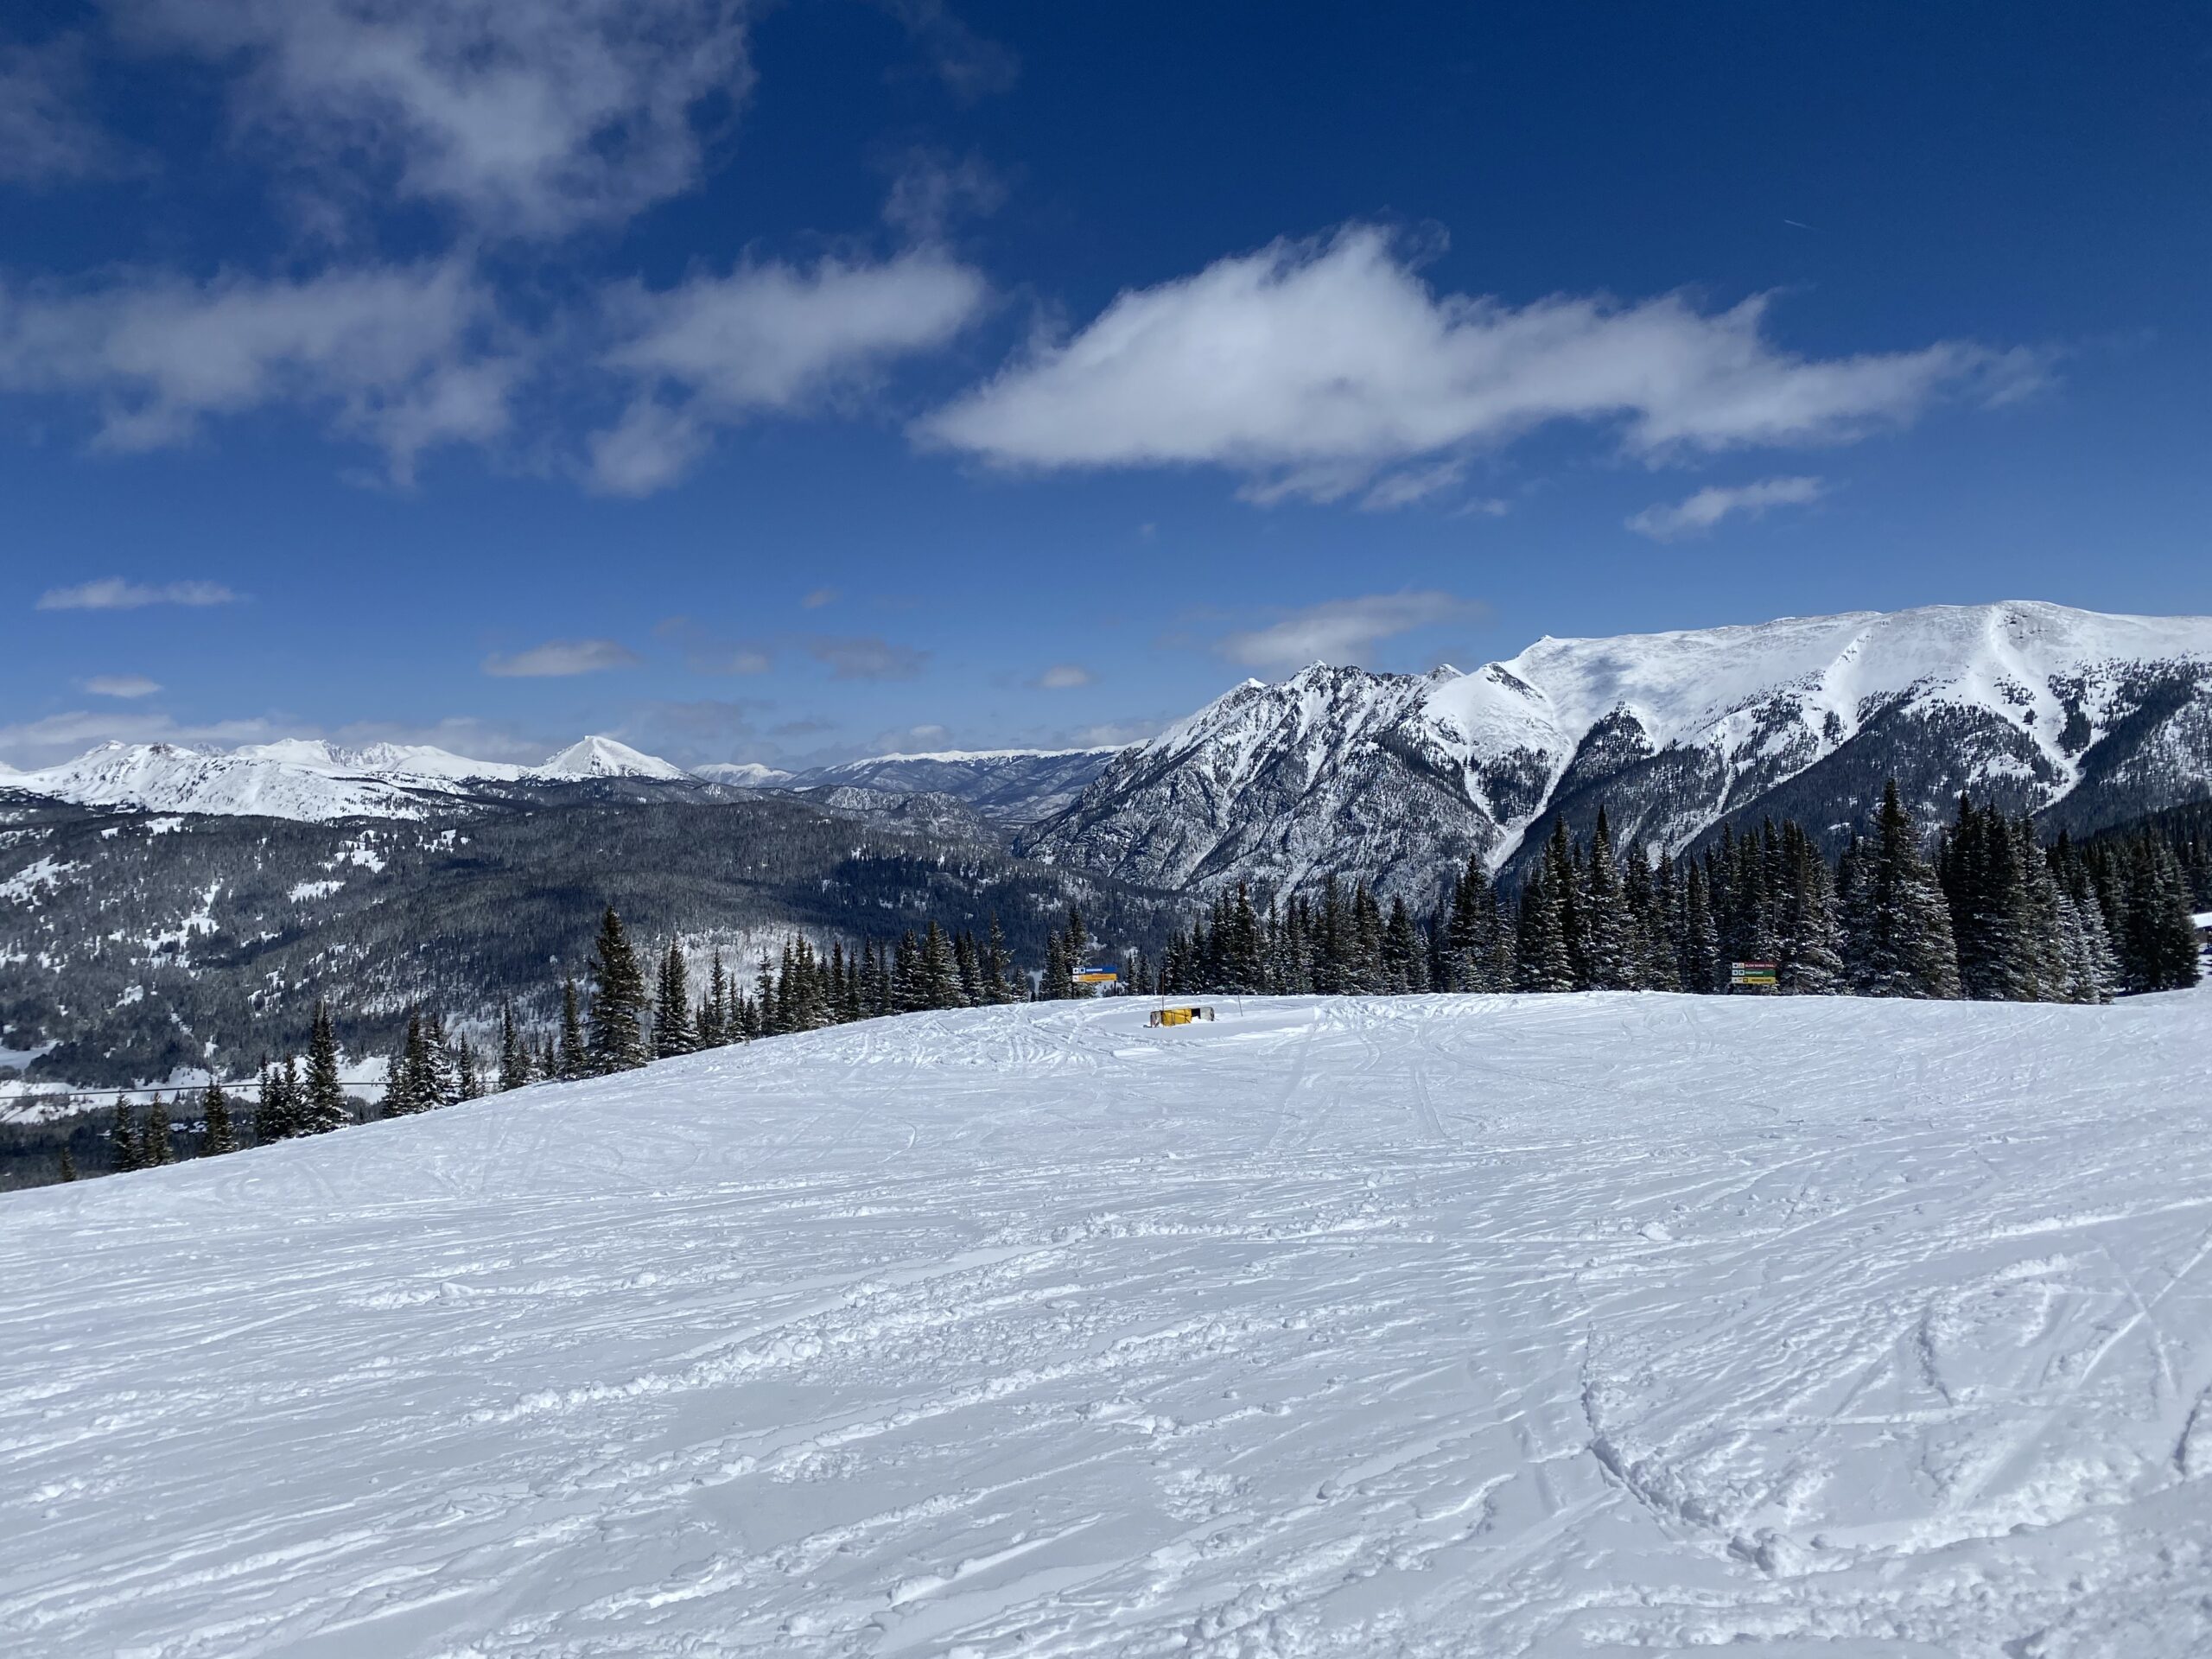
<box><xmin>1031</xmin><ymin>664</ymin><xmax>1094</xmax><ymax>689</ymax></box>
<box><xmin>1626</xmin><ymin>475</ymin><xmax>1827</xmax><ymax>541</ymax></box>
<box><xmin>115</xmin><ymin>0</ymin><xmax>757</xmax><ymax>240</ymax></box>
<box><xmin>805</xmin><ymin>636</ymin><xmax>930</xmax><ymax>681</ymax></box>
<box><xmin>921</xmin><ymin>225</ymin><xmax>2040</xmax><ymax>504</ymax></box>
<box><xmin>589</xmin><ymin>250</ymin><xmax>989</xmax><ymax>494</ymax></box>
<box><xmin>802</xmin><ymin>587</ymin><xmax>842</xmax><ymax>610</ymax></box>
<box><xmin>37</xmin><ymin>578</ymin><xmax>240</xmax><ymax>611</ymax></box>
<box><xmin>0</xmin><ymin>37</ymin><xmax>134</xmax><ymax>187</ymax></box>
<box><xmin>82</xmin><ymin>674</ymin><xmax>162</xmax><ymax>698</ymax></box>
<box><xmin>482</xmin><ymin>639</ymin><xmax>640</xmax><ymax>677</ymax></box>
<box><xmin>1217</xmin><ymin>591</ymin><xmax>1484</xmax><ymax>669</ymax></box>
<box><xmin>0</xmin><ymin>262</ymin><xmax>509</xmax><ymax>482</ymax></box>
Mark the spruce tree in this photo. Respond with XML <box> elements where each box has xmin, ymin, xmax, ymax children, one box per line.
<box><xmin>1842</xmin><ymin>781</ymin><xmax>1961</xmax><ymax>999</ymax></box>
<box><xmin>587</xmin><ymin>906</ymin><xmax>650</xmax><ymax>1072</ymax></box>
<box><xmin>137</xmin><ymin>1095</ymin><xmax>175</xmax><ymax>1166</ymax></box>
<box><xmin>498</xmin><ymin>1002</ymin><xmax>531</xmax><ymax>1090</ymax></box>
<box><xmin>302</xmin><ymin>1001</ymin><xmax>350</xmax><ymax>1133</ymax></box>
<box><xmin>558</xmin><ymin>980</ymin><xmax>587</xmax><ymax>1078</ymax></box>
<box><xmin>108</xmin><ymin>1103</ymin><xmax>141</xmax><ymax>1173</ymax></box>
<box><xmin>1515</xmin><ymin>871</ymin><xmax>1575</xmax><ymax>992</ymax></box>
<box><xmin>455</xmin><ymin>1040</ymin><xmax>482</xmax><ymax>1102</ymax></box>
<box><xmin>200</xmin><ymin>1079</ymin><xmax>238</xmax><ymax>1156</ymax></box>
<box><xmin>652</xmin><ymin>941</ymin><xmax>696</xmax><ymax>1057</ymax></box>
<box><xmin>255</xmin><ymin>1058</ymin><xmax>297</xmax><ymax>1142</ymax></box>
<box><xmin>58</xmin><ymin>1146</ymin><xmax>77</xmax><ymax>1182</ymax></box>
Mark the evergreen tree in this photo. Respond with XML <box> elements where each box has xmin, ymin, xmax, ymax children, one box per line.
<box><xmin>1063</xmin><ymin>908</ymin><xmax>1095</xmax><ymax>999</ymax></box>
<box><xmin>1040</xmin><ymin>930</ymin><xmax>1070</xmax><ymax>1000</ymax></box>
<box><xmin>108</xmin><ymin>1103</ymin><xmax>142</xmax><ymax>1173</ymax></box>
<box><xmin>1580</xmin><ymin>807</ymin><xmax>1641</xmax><ymax>990</ymax></box>
<box><xmin>918</xmin><ymin>921</ymin><xmax>963</xmax><ymax>1009</ymax></box>
<box><xmin>58</xmin><ymin>1146</ymin><xmax>77</xmax><ymax>1182</ymax></box>
<box><xmin>1515</xmin><ymin>870</ymin><xmax>1575</xmax><ymax>992</ymax></box>
<box><xmin>137</xmin><ymin>1094</ymin><xmax>175</xmax><ymax>1166</ymax></box>
<box><xmin>385</xmin><ymin>1014</ymin><xmax>433</xmax><ymax>1117</ymax></box>
<box><xmin>588</xmin><ymin>906</ymin><xmax>650</xmax><ymax>1072</ymax></box>
<box><xmin>652</xmin><ymin>941</ymin><xmax>696</xmax><ymax>1057</ymax></box>
<box><xmin>498</xmin><ymin>1002</ymin><xmax>531</xmax><ymax>1090</ymax></box>
<box><xmin>558</xmin><ymin>980</ymin><xmax>588</xmax><ymax>1079</ymax></box>
<box><xmin>1841</xmin><ymin>781</ymin><xmax>1961</xmax><ymax>999</ymax></box>
<box><xmin>255</xmin><ymin>1058</ymin><xmax>298</xmax><ymax>1142</ymax></box>
<box><xmin>1680</xmin><ymin>861</ymin><xmax>1720</xmax><ymax>993</ymax></box>
<box><xmin>455</xmin><ymin>1039</ymin><xmax>482</xmax><ymax>1102</ymax></box>
<box><xmin>302</xmin><ymin>1001</ymin><xmax>350</xmax><ymax>1133</ymax></box>
<box><xmin>200</xmin><ymin>1079</ymin><xmax>238</xmax><ymax>1156</ymax></box>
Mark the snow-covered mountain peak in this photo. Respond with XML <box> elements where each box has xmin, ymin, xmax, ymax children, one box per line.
<box><xmin>690</xmin><ymin>761</ymin><xmax>795</xmax><ymax>786</ymax></box>
<box><xmin>537</xmin><ymin>735</ymin><xmax>690</xmax><ymax>781</ymax></box>
<box><xmin>1027</xmin><ymin>599</ymin><xmax>2212</xmax><ymax>899</ymax></box>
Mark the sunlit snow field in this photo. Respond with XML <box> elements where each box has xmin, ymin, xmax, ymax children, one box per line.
<box><xmin>4</xmin><ymin>990</ymin><xmax>2210</xmax><ymax>1656</ymax></box>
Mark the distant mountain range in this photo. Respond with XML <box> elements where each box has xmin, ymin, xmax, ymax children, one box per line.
<box><xmin>2</xmin><ymin>736</ymin><xmax>1115</xmax><ymax>825</ymax></box>
<box><xmin>1021</xmin><ymin>600</ymin><xmax>2212</xmax><ymax>898</ymax></box>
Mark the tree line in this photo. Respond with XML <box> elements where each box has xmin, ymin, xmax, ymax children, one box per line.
<box><xmin>1154</xmin><ymin>781</ymin><xmax>2202</xmax><ymax>1003</ymax></box>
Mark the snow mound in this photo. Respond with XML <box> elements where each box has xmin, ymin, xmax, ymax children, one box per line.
<box><xmin>4</xmin><ymin>989</ymin><xmax>2209</xmax><ymax>1654</ymax></box>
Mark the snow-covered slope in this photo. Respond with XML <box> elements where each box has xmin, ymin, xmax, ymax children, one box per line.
<box><xmin>2</xmin><ymin>735</ymin><xmax>695</xmax><ymax>819</ymax></box>
<box><xmin>690</xmin><ymin>760</ymin><xmax>795</xmax><ymax>786</ymax></box>
<box><xmin>786</xmin><ymin>747</ymin><xmax>1122</xmax><ymax>823</ymax></box>
<box><xmin>1027</xmin><ymin>600</ymin><xmax>2212</xmax><ymax>898</ymax></box>
<box><xmin>4</xmin><ymin>989</ymin><xmax>2209</xmax><ymax>1655</ymax></box>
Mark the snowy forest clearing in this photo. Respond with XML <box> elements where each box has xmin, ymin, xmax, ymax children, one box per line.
<box><xmin>3</xmin><ymin>991</ymin><xmax>2210</xmax><ymax>1655</ymax></box>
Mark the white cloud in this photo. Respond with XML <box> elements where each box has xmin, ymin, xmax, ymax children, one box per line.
<box><xmin>881</xmin><ymin>149</ymin><xmax>1005</xmax><ymax>238</ymax></box>
<box><xmin>1626</xmin><ymin>475</ymin><xmax>1827</xmax><ymax>541</ymax></box>
<box><xmin>801</xmin><ymin>588</ymin><xmax>841</xmax><ymax>609</ymax></box>
<box><xmin>0</xmin><ymin>38</ymin><xmax>132</xmax><ymax>186</ymax></box>
<box><xmin>1032</xmin><ymin>664</ymin><xmax>1093</xmax><ymax>690</ymax></box>
<box><xmin>482</xmin><ymin>638</ymin><xmax>640</xmax><ymax>677</ymax></box>
<box><xmin>1358</xmin><ymin>459</ymin><xmax>1469</xmax><ymax>512</ymax></box>
<box><xmin>1217</xmin><ymin>591</ymin><xmax>1484</xmax><ymax>669</ymax></box>
<box><xmin>82</xmin><ymin>674</ymin><xmax>162</xmax><ymax>698</ymax></box>
<box><xmin>0</xmin><ymin>261</ymin><xmax>507</xmax><ymax>480</ymax></box>
<box><xmin>585</xmin><ymin>397</ymin><xmax>710</xmax><ymax>497</ymax></box>
<box><xmin>113</xmin><ymin>0</ymin><xmax>756</xmax><ymax>238</ymax></box>
<box><xmin>37</xmin><ymin>578</ymin><xmax>241</xmax><ymax>611</ymax></box>
<box><xmin>588</xmin><ymin>248</ymin><xmax>988</xmax><ymax>493</ymax></box>
<box><xmin>921</xmin><ymin>226</ymin><xmax>2031</xmax><ymax>502</ymax></box>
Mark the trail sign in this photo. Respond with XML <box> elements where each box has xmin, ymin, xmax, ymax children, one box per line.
<box><xmin>1729</xmin><ymin>960</ymin><xmax>1778</xmax><ymax>989</ymax></box>
<box><xmin>1073</xmin><ymin>964</ymin><xmax>1119</xmax><ymax>984</ymax></box>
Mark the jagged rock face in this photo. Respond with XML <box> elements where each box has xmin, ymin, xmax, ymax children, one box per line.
<box><xmin>1022</xmin><ymin>601</ymin><xmax>2212</xmax><ymax>902</ymax></box>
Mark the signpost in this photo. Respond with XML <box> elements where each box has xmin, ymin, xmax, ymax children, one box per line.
<box><xmin>1729</xmin><ymin>960</ymin><xmax>1778</xmax><ymax>991</ymax></box>
<box><xmin>1072</xmin><ymin>964</ymin><xmax>1119</xmax><ymax>987</ymax></box>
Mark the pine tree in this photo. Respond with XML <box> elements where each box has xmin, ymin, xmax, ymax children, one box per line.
<box><xmin>108</xmin><ymin>1102</ymin><xmax>142</xmax><ymax>1173</ymax></box>
<box><xmin>1515</xmin><ymin>871</ymin><xmax>1575</xmax><ymax>992</ymax></box>
<box><xmin>1841</xmin><ymin>781</ymin><xmax>1961</xmax><ymax>999</ymax></box>
<box><xmin>1063</xmin><ymin>907</ymin><xmax>1094</xmax><ymax>999</ymax></box>
<box><xmin>558</xmin><ymin>980</ymin><xmax>588</xmax><ymax>1078</ymax></box>
<box><xmin>385</xmin><ymin>1014</ymin><xmax>433</xmax><ymax>1117</ymax></box>
<box><xmin>137</xmin><ymin>1095</ymin><xmax>175</xmax><ymax>1166</ymax></box>
<box><xmin>200</xmin><ymin>1078</ymin><xmax>239</xmax><ymax>1156</ymax></box>
<box><xmin>1040</xmin><ymin>930</ymin><xmax>1070</xmax><ymax>1001</ymax></box>
<box><xmin>302</xmin><ymin>1001</ymin><xmax>350</xmax><ymax>1133</ymax></box>
<box><xmin>455</xmin><ymin>1039</ymin><xmax>482</xmax><ymax>1102</ymax></box>
<box><xmin>58</xmin><ymin>1146</ymin><xmax>77</xmax><ymax>1182</ymax></box>
<box><xmin>1580</xmin><ymin>807</ymin><xmax>1641</xmax><ymax>990</ymax></box>
<box><xmin>919</xmin><ymin>921</ymin><xmax>963</xmax><ymax>1009</ymax></box>
<box><xmin>1382</xmin><ymin>896</ymin><xmax>1424</xmax><ymax>995</ymax></box>
<box><xmin>255</xmin><ymin>1058</ymin><xmax>298</xmax><ymax>1142</ymax></box>
<box><xmin>498</xmin><ymin>1002</ymin><xmax>531</xmax><ymax>1090</ymax></box>
<box><xmin>1680</xmin><ymin>861</ymin><xmax>1720</xmax><ymax>993</ymax></box>
<box><xmin>588</xmin><ymin>906</ymin><xmax>650</xmax><ymax>1072</ymax></box>
<box><xmin>652</xmin><ymin>941</ymin><xmax>696</xmax><ymax>1057</ymax></box>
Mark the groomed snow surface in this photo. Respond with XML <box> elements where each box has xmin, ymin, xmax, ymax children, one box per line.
<box><xmin>5</xmin><ymin>991</ymin><xmax>2211</xmax><ymax>1656</ymax></box>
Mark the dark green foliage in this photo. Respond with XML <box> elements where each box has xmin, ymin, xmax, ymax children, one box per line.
<box><xmin>588</xmin><ymin>907</ymin><xmax>649</xmax><ymax>1073</ymax></box>
<box><xmin>302</xmin><ymin>1001</ymin><xmax>351</xmax><ymax>1134</ymax></box>
<box><xmin>200</xmin><ymin>1079</ymin><xmax>238</xmax><ymax>1156</ymax></box>
<box><xmin>498</xmin><ymin>1002</ymin><xmax>531</xmax><ymax>1091</ymax></box>
<box><xmin>652</xmin><ymin>941</ymin><xmax>696</xmax><ymax>1058</ymax></box>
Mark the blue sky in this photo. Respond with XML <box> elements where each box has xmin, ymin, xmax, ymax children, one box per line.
<box><xmin>4</xmin><ymin>1</ymin><xmax>2208</xmax><ymax>769</ymax></box>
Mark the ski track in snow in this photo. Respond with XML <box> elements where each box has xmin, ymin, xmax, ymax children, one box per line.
<box><xmin>3</xmin><ymin>990</ymin><xmax>2211</xmax><ymax>1656</ymax></box>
